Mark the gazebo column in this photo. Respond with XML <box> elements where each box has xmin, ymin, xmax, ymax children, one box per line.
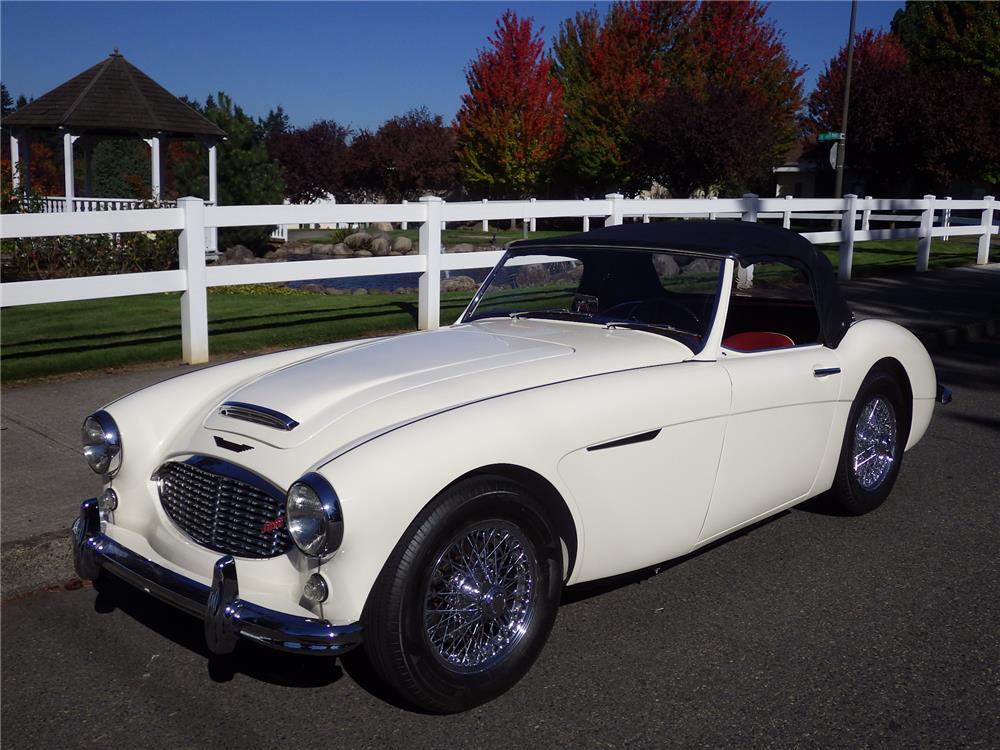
<box><xmin>9</xmin><ymin>133</ymin><xmax>20</xmax><ymax>191</ymax></box>
<box><xmin>62</xmin><ymin>131</ymin><xmax>79</xmax><ymax>212</ymax></box>
<box><xmin>144</xmin><ymin>135</ymin><xmax>162</xmax><ymax>202</ymax></box>
<box><xmin>208</xmin><ymin>142</ymin><xmax>218</xmax><ymax>204</ymax></box>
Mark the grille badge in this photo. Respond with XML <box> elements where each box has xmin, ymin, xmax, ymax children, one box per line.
<box><xmin>214</xmin><ymin>435</ymin><xmax>254</xmax><ymax>453</ymax></box>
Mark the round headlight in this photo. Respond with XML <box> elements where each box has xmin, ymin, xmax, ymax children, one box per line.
<box><xmin>286</xmin><ymin>473</ymin><xmax>343</xmax><ymax>557</ymax></box>
<box><xmin>81</xmin><ymin>411</ymin><xmax>122</xmax><ymax>476</ymax></box>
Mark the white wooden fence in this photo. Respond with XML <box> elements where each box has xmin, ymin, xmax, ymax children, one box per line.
<box><xmin>1</xmin><ymin>193</ymin><xmax>996</xmax><ymax>365</ymax></box>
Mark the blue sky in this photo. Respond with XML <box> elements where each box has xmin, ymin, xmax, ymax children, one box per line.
<box><xmin>1</xmin><ymin>1</ymin><xmax>903</xmax><ymax>131</ymax></box>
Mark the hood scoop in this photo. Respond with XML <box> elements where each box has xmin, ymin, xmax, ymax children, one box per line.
<box><xmin>219</xmin><ymin>401</ymin><xmax>300</xmax><ymax>431</ymax></box>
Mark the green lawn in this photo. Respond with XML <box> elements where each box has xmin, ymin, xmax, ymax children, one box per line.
<box><xmin>1</xmin><ymin>234</ymin><xmax>994</xmax><ymax>382</ymax></box>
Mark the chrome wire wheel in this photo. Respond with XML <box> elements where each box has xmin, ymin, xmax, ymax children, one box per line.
<box><xmin>423</xmin><ymin>520</ymin><xmax>537</xmax><ymax>673</ymax></box>
<box><xmin>852</xmin><ymin>395</ymin><xmax>898</xmax><ymax>491</ymax></box>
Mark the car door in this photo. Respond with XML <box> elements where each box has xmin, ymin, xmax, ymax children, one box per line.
<box><xmin>699</xmin><ymin>262</ymin><xmax>843</xmax><ymax>542</ymax></box>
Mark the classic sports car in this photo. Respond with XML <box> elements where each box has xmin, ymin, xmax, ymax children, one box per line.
<box><xmin>73</xmin><ymin>220</ymin><xmax>949</xmax><ymax>712</ymax></box>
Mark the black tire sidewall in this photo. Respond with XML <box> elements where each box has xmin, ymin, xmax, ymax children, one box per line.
<box><xmin>834</xmin><ymin>370</ymin><xmax>909</xmax><ymax>514</ymax></box>
<box><xmin>366</xmin><ymin>478</ymin><xmax>562</xmax><ymax>712</ymax></box>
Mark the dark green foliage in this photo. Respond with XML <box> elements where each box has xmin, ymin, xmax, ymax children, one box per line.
<box><xmin>892</xmin><ymin>1</ymin><xmax>1000</xmax><ymax>83</ymax></box>
<box><xmin>89</xmin><ymin>139</ymin><xmax>151</xmax><ymax>199</ymax></box>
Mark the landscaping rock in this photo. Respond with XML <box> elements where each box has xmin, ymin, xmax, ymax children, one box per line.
<box><xmin>352</xmin><ymin>288</ymin><xmax>369</xmax><ymax>295</ymax></box>
<box><xmin>311</xmin><ymin>243</ymin><xmax>335</xmax><ymax>257</ymax></box>
<box><xmin>371</xmin><ymin>222</ymin><xmax>394</xmax><ymax>232</ymax></box>
<box><xmin>286</xmin><ymin>243</ymin><xmax>313</xmax><ymax>257</ymax></box>
<box><xmin>391</xmin><ymin>236</ymin><xmax>412</xmax><ymax>253</ymax></box>
<box><xmin>682</xmin><ymin>258</ymin><xmax>717</xmax><ymax>276</ymax></box>
<box><xmin>331</xmin><ymin>243</ymin><xmax>352</xmax><ymax>256</ymax></box>
<box><xmin>272</xmin><ymin>246</ymin><xmax>289</xmax><ymax>259</ymax></box>
<box><xmin>406</xmin><ymin>248</ymin><xmax>419</xmax><ymax>255</ymax></box>
<box><xmin>325</xmin><ymin>287</ymin><xmax>348</xmax><ymax>295</ymax></box>
<box><xmin>653</xmin><ymin>254</ymin><xmax>680</xmax><ymax>278</ymax></box>
<box><xmin>344</xmin><ymin>231</ymin><xmax>372</xmax><ymax>249</ymax></box>
<box><xmin>370</xmin><ymin>237</ymin><xmax>390</xmax><ymax>256</ymax></box>
<box><xmin>301</xmin><ymin>283</ymin><xmax>327</xmax><ymax>294</ymax></box>
<box><xmin>353</xmin><ymin>249</ymin><xmax>373</xmax><ymax>257</ymax></box>
<box><xmin>441</xmin><ymin>275</ymin><xmax>478</xmax><ymax>292</ymax></box>
<box><xmin>226</xmin><ymin>244</ymin><xmax>254</xmax><ymax>261</ymax></box>
<box><xmin>388</xmin><ymin>251</ymin><xmax>402</xmax><ymax>256</ymax></box>
<box><xmin>448</xmin><ymin>243</ymin><xmax>477</xmax><ymax>254</ymax></box>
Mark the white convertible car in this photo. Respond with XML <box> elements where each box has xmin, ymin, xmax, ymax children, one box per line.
<box><xmin>73</xmin><ymin>220</ymin><xmax>949</xmax><ymax>712</ymax></box>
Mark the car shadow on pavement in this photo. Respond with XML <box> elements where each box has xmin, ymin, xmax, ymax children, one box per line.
<box><xmin>92</xmin><ymin>573</ymin><xmax>344</xmax><ymax>688</ymax></box>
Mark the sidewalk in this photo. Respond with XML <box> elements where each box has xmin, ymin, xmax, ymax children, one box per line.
<box><xmin>2</xmin><ymin>263</ymin><xmax>998</xmax><ymax>593</ymax></box>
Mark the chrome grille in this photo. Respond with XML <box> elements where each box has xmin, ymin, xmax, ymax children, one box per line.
<box><xmin>155</xmin><ymin>457</ymin><xmax>291</xmax><ymax>559</ymax></box>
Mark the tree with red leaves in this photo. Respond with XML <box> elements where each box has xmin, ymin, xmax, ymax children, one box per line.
<box><xmin>456</xmin><ymin>11</ymin><xmax>564</xmax><ymax>198</ymax></box>
<box><xmin>347</xmin><ymin>107</ymin><xmax>458</xmax><ymax>203</ymax></box>
<box><xmin>806</xmin><ymin>30</ymin><xmax>910</xmax><ymax>194</ymax></box>
<box><xmin>553</xmin><ymin>2</ymin><xmax>694</xmax><ymax>195</ymax></box>
<box><xmin>266</xmin><ymin>120</ymin><xmax>352</xmax><ymax>203</ymax></box>
<box><xmin>629</xmin><ymin>1</ymin><xmax>803</xmax><ymax>196</ymax></box>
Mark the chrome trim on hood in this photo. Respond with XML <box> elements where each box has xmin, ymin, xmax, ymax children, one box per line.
<box><xmin>219</xmin><ymin>401</ymin><xmax>299</xmax><ymax>431</ymax></box>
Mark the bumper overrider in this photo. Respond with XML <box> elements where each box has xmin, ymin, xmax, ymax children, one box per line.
<box><xmin>72</xmin><ymin>499</ymin><xmax>362</xmax><ymax>656</ymax></box>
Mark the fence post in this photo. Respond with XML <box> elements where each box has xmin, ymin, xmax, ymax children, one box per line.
<box><xmin>178</xmin><ymin>197</ymin><xmax>209</xmax><ymax>364</ymax></box>
<box><xmin>737</xmin><ymin>193</ymin><xmax>758</xmax><ymax>288</ymax></box>
<box><xmin>917</xmin><ymin>194</ymin><xmax>935</xmax><ymax>272</ymax></box>
<box><xmin>401</xmin><ymin>199</ymin><xmax>408</xmax><ymax>230</ymax></box>
<box><xmin>978</xmin><ymin>195</ymin><xmax>995</xmax><ymax>265</ymax></box>
<box><xmin>583</xmin><ymin>198</ymin><xmax>590</xmax><ymax>232</ymax></box>
<box><xmin>861</xmin><ymin>195</ymin><xmax>872</xmax><ymax>231</ymax></box>
<box><xmin>643</xmin><ymin>196</ymin><xmax>650</xmax><ymax>224</ymax></box>
<box><xmin>419</xmin><ymin>196</ymin><xmax>443</xmax><ymax>330</ymax></box>
<box><xmin>782</xmin><ymin>194</ymin><xmax>792</xmax><ymax>230</ymax></box>
<box><xmin>709</xmin><ymin>195</ymin><xmax>718</xmax><ymax>221</ymax></box>
<box><xmin>838</xmin><ymin>194</ymin><xmax>858</xmax><ymax>281</ymax></box>
<box><xmin>482</xmin><ymin>199</ymin><xmax>489</xmax><ymax>232</ymax></box>
<box><xmin>529</xmin><ymin>198</ymin><xmax>537</xmax><ymax>232</ymax></box>
<box><xmin>441</xmin><ymin>199</ymin><xmax>447</xmax><ymax>231</ymax></box>
<box><xmin>605</xmin><ymin>193</ymin><xmax>624</xmax><ymax>226</ymax></box>
<box><xmin>942</xmin><ymin>196</ymin><xmax>952</xmax><ymax>241</ymax></box>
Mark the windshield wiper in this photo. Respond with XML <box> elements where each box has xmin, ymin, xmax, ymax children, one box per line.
<box><xmin>603</xmin><ymin>320</ymin><xmax>700</xmax><ymax>338</ymax></box>
<box><xmin>509</xmin><ymin>308</ymin><xmax>590</xmax><ymax>321</ymax></box>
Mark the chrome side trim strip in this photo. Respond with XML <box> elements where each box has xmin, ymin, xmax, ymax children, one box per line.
<box><xmin>219</xmin><ymin>401</ymin><xmax>299</xmax><ymax>431</ymax></box>
<box><xmin>72</xmin><ymin>500</ymin><xmax>362</xmax><ymax>656</ymax></box>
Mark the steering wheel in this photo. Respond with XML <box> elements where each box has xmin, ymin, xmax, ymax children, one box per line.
<box><xmin>602</xmin><ymin>297</ymin><xmax>703</xmax><ymax>332</ymax></box>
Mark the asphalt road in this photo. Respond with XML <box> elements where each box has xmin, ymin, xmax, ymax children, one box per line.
<box><xmin>2</xmin><ymin>334</ymin><xmax>997</xmax><ymax>748</ymax></box>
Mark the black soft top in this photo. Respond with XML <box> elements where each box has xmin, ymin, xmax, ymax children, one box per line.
<box><xmin>510</xmin><ymin>220</ymin><xmax>854</xmax><ymax>347</ymax></box>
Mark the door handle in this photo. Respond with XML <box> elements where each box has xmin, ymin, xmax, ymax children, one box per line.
<box><xmin>813</xmin><ymin>367</ymin><xmax>841</xmax><ymax>377</ymax></box>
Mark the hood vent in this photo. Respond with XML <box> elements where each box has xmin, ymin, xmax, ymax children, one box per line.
<box><xmin>219</xmin><ymin>401</ymin><xmax>299</xmax><ymax>431</ymax></box>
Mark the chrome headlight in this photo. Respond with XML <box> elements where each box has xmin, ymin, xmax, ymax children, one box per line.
<box><xmin>286</xmin><ymin>473</ymin><xmax>343</xmax><ymax>557</ymax></box>
<box><xmin>81</xmin><ymin>411</ymin><xmax>122</xmax><ymax>476</ymax></box>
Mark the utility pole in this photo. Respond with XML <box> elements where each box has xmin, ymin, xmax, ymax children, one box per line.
<box><xmin>833</xmin><ymin>0</ymin><xmax>858</xmax><ymax>199</ymax></box>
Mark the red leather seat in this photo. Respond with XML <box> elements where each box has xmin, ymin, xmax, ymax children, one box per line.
<box><xmin>722</xmin><ymin>331</ymin><xmax>795</xmax><ymax>351</ymax></box>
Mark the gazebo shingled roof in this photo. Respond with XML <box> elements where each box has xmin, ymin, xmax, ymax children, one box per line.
<box><xmin>4</xmin><ymin>51</ymin><xmax>224</xmax><ymax>137</ymax></box>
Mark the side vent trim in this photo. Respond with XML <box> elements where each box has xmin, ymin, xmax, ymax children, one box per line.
<box><xmin>219</xmin><ymin>401</ymin><xmax>299</xmax><ymax>431</ymax></box>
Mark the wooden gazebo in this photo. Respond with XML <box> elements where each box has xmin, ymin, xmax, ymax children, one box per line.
<box><xmin>4</xmin><ymin>50</ymin><xmax>225</xmax><ymax>211</ymax></box>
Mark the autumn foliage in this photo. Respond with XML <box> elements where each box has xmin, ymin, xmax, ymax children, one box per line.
<box><xmin>456</xmin><ymin>11</ymin><xmax>564</xmax><ymax>197</ymax></box>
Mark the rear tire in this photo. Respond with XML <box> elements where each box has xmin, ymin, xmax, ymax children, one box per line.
<box><xmin>361</xmin><ymin>476</ymin><xmax>563</xmax><ymax>713</ymax></box>
<box><xmin>828</xmin><ymin>368</ymin><xmax>909</xmax><ymax>515</ymax></box>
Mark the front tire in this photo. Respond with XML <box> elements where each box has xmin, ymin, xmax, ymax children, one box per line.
<box><xmin>828</xmin><ymin>368</ymin><xmax>909</xmax><ymax>515</ymax></box>
<box><xmin>361</xmin><ymin>477</ymin><xmax>563</xmax><ymax>713</ymax></box>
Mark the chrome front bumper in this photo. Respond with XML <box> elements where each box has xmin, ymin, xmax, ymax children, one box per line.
<box><xmin>72</xmin><ymin>499</ymin><xmax>362</xmax><ymax>656</ymax></box>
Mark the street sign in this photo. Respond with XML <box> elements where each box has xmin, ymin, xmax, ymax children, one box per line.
<box><xmin>829</xmin><ymin>143</ymin><xmax>839</xmax><ymax>169</ymax></box>
<box><xmin>818</xmin><ymin>132</ymin><xmax>843</xmax><ymax>142</ymax></box>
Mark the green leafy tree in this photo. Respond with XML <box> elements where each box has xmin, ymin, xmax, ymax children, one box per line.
<box><xmin>892</xmin><ymin>1</ymin><xmax>1000</xmax><ymax>83</ymax></box>
<box><xmin>89</xmin><ymin>139</ymin><xmax>152</xmax><ymax>199</ymax></box>
<box><xmin>1</xmin><ymin>84</ymin><xmax>13</xmax><ymax>116</ymax></box>
<box><xmin>456</xmin><ymin>11</ymin><xmax>564</xmax><ymax>198</ymax></box>
<box><xmin>172</xmin><ymin>91</ymin><xmax>284</xmax><ymax>249</ymax></box>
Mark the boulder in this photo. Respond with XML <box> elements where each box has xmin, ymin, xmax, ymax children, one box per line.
<box><xmin>652</xmin><ymin>254</ymin><xmax>680</xmax><ymax>278</ymax></box>
<box><xmin>388</xmin><ymin>251</ymin><xmax>402</xmax><ymax>256</ymax></box>
<box><xmin>301</xmin><ymin>283</ymin><xmax>327</xmax><ymax>294</ymax></box>
<box><xmin>370</xmin><ymin>237</ymin><xmax>390</xmax><ymax>256</ymax></box>
<box><xmin>344</xmin><ymin>231</ymin><xmax>372</xmax><ymax>249</ymax></box>
<box><xmin>441</xmin><ymin>275</ymin><xmax>478</xmax><ymax>292</ymax></box>
<box><xmin>406</xmin><ymin>248</ymin><xmax>419</xmax><ymax>255</ymax></box>
<box><xmin>391</xmin><ymin>236</ymin><xmax>412</xmax><ymax>253</ymax></box>
<box><xmin>311</xmin><ymin>243</ymin><xmax>335</xmax><ymax>257</ymax></box>
<box><xmin>371</xmin><ymin>222</ymin><xmax>394</xmax><ymax>232</ymax></box>
<box><xmin>448</xmin><ymin>243</ymin><xmax>477</xmax><ymax>254</ymax></box>
<box><xmin>286</xmin><ymin>243</ymin><xmax>313</xmax><ymax>257</ymax></box>
<box><xmin>353</xmin><ymin>249</ymin><xmax>373</xmax><ymax>257</ymax></box>
<box><xmin>681</xmin><ymin>258</ymin><xmax>717</xmax><ymax>276</ymax></box>
<box><xmin>516</xmin><ymin>265</ymin><xmax>550</xmax><ymax>287</ymax></box>
<box><xmin>271</xmin><ymin>246</ymin><xmax>289</xmax><ymax>259</ymax></box>
<box><xmin>226</xmin><ymin>244</ymin><xmax>254</xmax><ymax>261</ymax></box>
<box><xmin>325</xmin><ymin>287</ymin><xmax>348</xmax><ymax>295</ymax></box>
<box><xmin>352</xmin><ymin>288</ymin><xmax>369</xmax><ymax>295</ymax></box>
<box><xmin>331</xmin><ymin>243</ymin><xmax>352</xmax><ymax>256</ymax></box>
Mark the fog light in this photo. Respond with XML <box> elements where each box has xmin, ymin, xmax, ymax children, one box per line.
<box><xmin>98</xmin><ymin>488</ymin><xmax>118</xmax><ymax>513</ymax></box>
<box><xmin>303</xmin><ymin>573</ymin><xmax>329</xmax><ymax>604</ymax></box>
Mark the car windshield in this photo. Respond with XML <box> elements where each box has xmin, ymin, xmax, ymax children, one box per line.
<box><xmin>463</xmin><ymin>247</ymin><xmax>723</xmax><ymax>347</ymax></box>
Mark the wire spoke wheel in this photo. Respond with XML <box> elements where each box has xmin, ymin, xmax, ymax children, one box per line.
<box><xmin>423</xmin><ymin>521</ymin><xmax>537</xmax><ymax>673</ymax></box>
<box><xmin>851</xmin><ymin>395</ymin><xmax>898</xmax><ymax>491</ymax></box>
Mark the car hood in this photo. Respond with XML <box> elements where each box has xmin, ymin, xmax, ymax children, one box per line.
<box><xmin>202</xmin><ymin>320</ymin><xmax>692</xmax><ymax>450</ymax></box>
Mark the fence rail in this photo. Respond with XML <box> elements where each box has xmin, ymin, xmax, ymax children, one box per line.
<box><xmin>2</xmin><ymin>193</ymin><xmax>996</xmax><ymax>364</ymax></box>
